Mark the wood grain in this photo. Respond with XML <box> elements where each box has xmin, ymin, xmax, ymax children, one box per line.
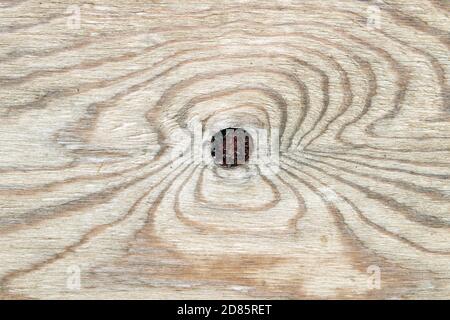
<box><xmin>0</xmin><ymin>0</ymin><xmax>449</xmax><ymax>299</ymax></box>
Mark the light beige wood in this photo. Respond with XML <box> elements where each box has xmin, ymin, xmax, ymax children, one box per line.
<box><xmin>0</xmin><ymin>0</ymin><xmax>449</xmax><ymax>299</ymax></box>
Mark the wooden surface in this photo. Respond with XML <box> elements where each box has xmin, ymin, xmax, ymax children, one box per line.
<box><xmin>0</xmin><ymin>0</ymin><xmax>449</xmax><ymax>300</ymax></box>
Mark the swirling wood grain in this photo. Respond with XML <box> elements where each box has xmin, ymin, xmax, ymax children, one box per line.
<box><xmin>0</xmin><ymin>0</ymin><xmax>449</xmax><ymax>299</ymax></box>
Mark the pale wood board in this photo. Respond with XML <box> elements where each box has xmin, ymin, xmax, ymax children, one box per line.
<box><xmin>0</xmin><ymin>0</ymin><xmax>449</xmax><ymax>299</ymax></box>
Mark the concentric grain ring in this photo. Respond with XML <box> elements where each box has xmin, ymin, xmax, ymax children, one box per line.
<box><xmin>0</xmin><ymin>0</ymin><xmax>449</xmax><ymax>299</ymax></box>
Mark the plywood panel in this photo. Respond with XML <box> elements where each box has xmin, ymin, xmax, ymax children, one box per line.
<box><xmin>0</xmin><ymin>0</ymin><xmax>449</xmax><ymax>299</ymax></box>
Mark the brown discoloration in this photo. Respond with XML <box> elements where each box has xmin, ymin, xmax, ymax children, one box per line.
<box><xmin>0</xmin><ymin>0</ymin><xmax>449</xmax><ymax>299</ymax></box>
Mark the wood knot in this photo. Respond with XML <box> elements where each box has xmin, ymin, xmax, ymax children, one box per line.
<box><xmin>210</xmin><ymin>128</ymin><xmax>253</xmax><ymax>168</ymax></box>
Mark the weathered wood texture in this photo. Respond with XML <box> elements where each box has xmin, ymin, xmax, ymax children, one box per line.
<box><xmin>0</xmin><ymin>0</ymin><xmax>449</xmax><ymax>299</ymax></box>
